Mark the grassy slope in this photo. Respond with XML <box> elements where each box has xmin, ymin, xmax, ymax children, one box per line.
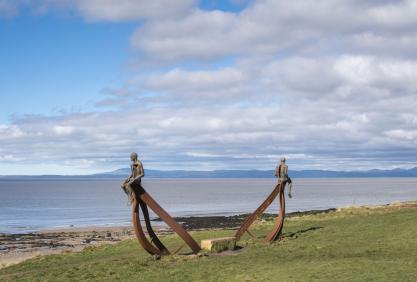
<box><xmin>1</xmin><ymin>205</ymin><xmax>417</xmax><ymax>281</ymax></box>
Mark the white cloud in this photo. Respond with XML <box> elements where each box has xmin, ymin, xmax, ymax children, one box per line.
<box><xmin>128</xmin><ymin>0</ymin><xmax>417</xmax><ymax>64</ymax></box>
<box><xmin>0</xmin><ymin>124</ymin><xmax>25</xmax><ymax>139</ymax></box>
<box><xmin>72</xmin><ymin>0</ymin><xmax>195</xmax><ymax>21</ymax></box>
<box><xmin>0</xmin><ymin>0</ymin><xmax>195</xmax><ymax>21</ymax></box>
<box><xmin>2</xmin><ymin>0</ymin><xmax>417</xmax><ymax>173</ymax></box>
<box><xmin>348</xmin><ymin>32</ymin><xmax>417</xmax><ymax>59</ymax></box>
<box><xmin>131</xmin><ymin>9</ymin><xmax>238</xmax><ymax>60</ymax></box>
<box><xmin>385</xmin><ymin>129</ymin><xmax>417</xmax><ymax>141</ymax></box>
<box><xmin>369</xmin><ymin>0</ymin><xmax>417</xmax><ymax>28</ymax></box>
<box><xmin>260</xmin><ymin>57</ymin><xmax>341</xmax><ymax>94</ymax></box>
<box><xmin>146</xmin><ymin>67</ymin><xmax>244</xmax><ymax>91</ymax></box>
<box><xmin>143</xmin><ymin>67</ymin><xmax>247</xmax><ymax>102</ymax></box>
<box><xmin>334</xmin><ymin>56</ymin><xmax>417</xmax><ymax>93</ymax></box>
<box><xmin>53</xmin><ymin>125</ymin><xmax>75</xmax><ymax>136</ymax></box>
<box><xmin>0</xmin><ymin>154</ymin><xmax>22</xmax><ymax>161</ymax></box>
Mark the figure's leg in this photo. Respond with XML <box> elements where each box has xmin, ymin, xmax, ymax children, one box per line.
<box><xmin>287</xmin><ymin>177</ymin><xmax>293</xmax><ymax>198</ymax></box>
<box><xmin>121</xmin><ymin>185</ymin><xmax>129</xmax><ymax>195</ymax></box>
<box><xmin>124</xmin><ymin>184</ymin><xmax>136</xmax><ymax>205</ymax></box>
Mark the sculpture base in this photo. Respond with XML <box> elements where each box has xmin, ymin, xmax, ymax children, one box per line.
<box><xmin>201</xmin><ymin>237</ymin><xmax>236</xmax><ymax>252</ymax></box>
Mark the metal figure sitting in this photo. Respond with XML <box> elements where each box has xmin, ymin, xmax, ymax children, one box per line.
<box><xmin>275</xmin><ymin>157</ymin><xmax>293</xmax><ymax>198</ymax></box>
<box><xmin>121</xmin><ymin>152</ymin><xmax>144</xmax><ymax>205</ymax></box>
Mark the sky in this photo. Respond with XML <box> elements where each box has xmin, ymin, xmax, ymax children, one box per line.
<box><xmin>1</xmin><ymin>0</ymin><xmax>417</xmax><ymax>175</ymax></box>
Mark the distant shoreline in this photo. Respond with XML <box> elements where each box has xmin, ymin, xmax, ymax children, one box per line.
<box><xmin>2</xmin><ymin>166</ymin><xmax>417</xmax><ymax>179</ymax></box>
<box><xmin>2</xmin><ymin>176</ymin><xmax>417</xmax><ymax>183</ymax></box>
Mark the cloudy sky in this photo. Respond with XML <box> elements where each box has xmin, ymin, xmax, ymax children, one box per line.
<box><xmin>1</xmin><ymin>0</ymin><xmax>417</xmax><ymax>175</ymax></box>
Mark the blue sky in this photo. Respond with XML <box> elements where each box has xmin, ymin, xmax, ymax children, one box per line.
<box><xmin>1</xmin><ymin>12</ymin><xmax>135</xmax><ymax>122</ymax></box>
<box><xmin>0</xmin><ymin>0</ymin><xmax>247</xmax><ymax>121</ymax></box>
<box><xmin>1</xmin><ymin>0</ymin><xmax>417</xmax><ymax>175</ymax></box>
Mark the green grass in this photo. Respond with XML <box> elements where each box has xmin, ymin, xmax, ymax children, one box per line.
<box><xmin>1</xmin><ymin>205</ymin><xmax>417</xmax><ymax>281</ymax></box>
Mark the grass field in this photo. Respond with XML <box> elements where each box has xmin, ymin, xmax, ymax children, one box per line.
<box><xmin>1</xmin><ymin>203</ymin><xmax>417</xmax><ymax>281</ymax></box>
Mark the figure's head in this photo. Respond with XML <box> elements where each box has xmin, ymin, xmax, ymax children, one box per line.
<box><xmin>130</xmin><ymin>152</ymin><xmax>138</xmax><ymax>161</ymax></box>
<box><xmin>281</xmin><ymin>157</ymin><xmax>286</xmax><ymax>163</ymax></box>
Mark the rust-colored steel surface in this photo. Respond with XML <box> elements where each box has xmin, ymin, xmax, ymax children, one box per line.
<box><xmin>235</xmin><ymin>181</ymin><xmax>287</xmax><ymax>243</ymax></box>
<box><xmin>131</xmin><ymin>183</ymin><xmax>201</xmax><ymax>255</ymax></box>
<box><xmin>264</xmin><ymin>184</ymin><xmax>286</xmax><ymax>242</ymax></box>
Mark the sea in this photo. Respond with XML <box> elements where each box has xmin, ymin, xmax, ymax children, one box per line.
<box><xmin>1</xmin><ymin>178</ymin><xmax>417</xmax><ymax>234</ymax></box>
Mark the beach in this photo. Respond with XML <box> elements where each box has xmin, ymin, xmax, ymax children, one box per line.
<box><xmin>2</xmin><ymin>200</ymin><xmax>417</xmax><ymax>281</ymax></box>
<box><xmin>2</xmin><ymin>201</ymin><xmax>415</xmax><ymax>269</ymax></box>
<box><xmin>0</xmin><ymin>214</ymin><xmax>251</xmax><ymax>268</ymax></box>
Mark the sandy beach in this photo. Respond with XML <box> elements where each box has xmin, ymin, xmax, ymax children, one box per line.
<box><xmin>1</xmin><ymin>201</ymin><xmax>416</xmax><ymax>269</ymax></box>
<box><xmin>0</xmin><ymin>226</ymin><xmax>132</xmax><ymax>268</ymax></box>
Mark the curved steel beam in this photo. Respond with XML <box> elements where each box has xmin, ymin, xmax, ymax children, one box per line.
<box><xmin>138</xmin><ymin>199</ymin><xmax>169</xmax><ymax>254</ymax></box>
<box><xmin>131</xmin><ymin>183</ymin><xmax>201</xmax><ymax>255</ymax></box>
<box><xmin>264</xmin><ymin>186</ymin><xmax>286</xmax><ymax>242</ymax></box>
<box><xmin>132</xmin><ymin>200</ymin><xmax>165</xmax><ymax>255</ymax></box>
<box><xmin>235</xmin><ymin>182</ymin><xmax>287</xmax><ymax>243</ymax></box>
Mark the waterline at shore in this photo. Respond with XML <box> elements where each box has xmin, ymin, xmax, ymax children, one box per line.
<box><xmin>1</xmin><ymin>200</ymin><xmax>416</xmax><ymax>269</ymax></box>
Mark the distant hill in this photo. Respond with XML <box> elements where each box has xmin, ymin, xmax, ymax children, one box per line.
<box><xmin>97</xmin><ymin>167</ymin><xmax>417</xmax><ymax>178</ymax></box>
<box><xmin>2</xmin><ymin>167</ymin><xmax>417</xmax><ymax>180</ymax></box>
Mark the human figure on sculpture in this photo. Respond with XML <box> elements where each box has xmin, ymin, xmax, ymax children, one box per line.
<box><xmin>274</xmin><ymin>157</ymin><xmax>293</xmax><ymax>198</ymax></box>
<box><xmin>121</xmin><ymin>152</ymin><xmax>144</xmax><ymax>205</ymax></box>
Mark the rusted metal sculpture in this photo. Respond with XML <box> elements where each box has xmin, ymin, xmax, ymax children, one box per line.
<box><xmin>234</xmin><ymin>181</ymin><xmax>287</xmax><ymax>242</ymax></box>
<box><xmin>122</xmin><ymin>152</ymin><xmax>293</xmax><ymax>255</ymax></box>
<box><xmin>131</xmin><ymin>183</ymin><xmax>201</xmax><ymax>255</ymax></box>
<box><xmin>122</xmin><ymin>152</ymin><xmax>201</xmax><ymax>256</ymax></box>
<box><xmin>235</xmin><ymin>158</ymin><xmax>292</xmax><ymax>243</ymax></box>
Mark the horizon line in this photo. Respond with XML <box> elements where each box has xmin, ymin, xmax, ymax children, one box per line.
<box><xmin>1</xmin><ymin>166</ymin><xmax>416</xmax><ymax>177</ymax></box>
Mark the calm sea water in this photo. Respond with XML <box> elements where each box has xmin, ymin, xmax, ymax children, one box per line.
<box><xmin>1</xmin><ymin>178</ymin><xmax>417</xmax><ymax>233</ymax></box>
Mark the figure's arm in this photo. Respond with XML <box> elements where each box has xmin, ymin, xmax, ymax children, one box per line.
<box><xmin>138</xmin><ymin>161</ymin><xmax>144</xmax><ymax>179</ymax></box>
<box><xmin>274</xmin><ymin>166</ymin><xmax>279</xmax><ymax>177</ymax></box>
<box><xmin>128</xmin><ymin>162</ymin><xmax>144</xmax><ymax>184</ymax></box>
<box><xmin>287</xmin><ymin>177</ymin><xmax>293</xmax><ymax>198</ymax></box>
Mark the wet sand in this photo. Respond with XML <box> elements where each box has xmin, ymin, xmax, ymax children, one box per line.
<box><xmin>1</xmin><ymin>201</ymin><xmax>415</xmax><ymax>269</ymax></box>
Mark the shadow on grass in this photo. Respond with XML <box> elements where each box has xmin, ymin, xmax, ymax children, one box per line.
<box><xmin>282</xmin><ymin>226</ymin><xmax>323</xmax><ymax>240</ymax></box>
